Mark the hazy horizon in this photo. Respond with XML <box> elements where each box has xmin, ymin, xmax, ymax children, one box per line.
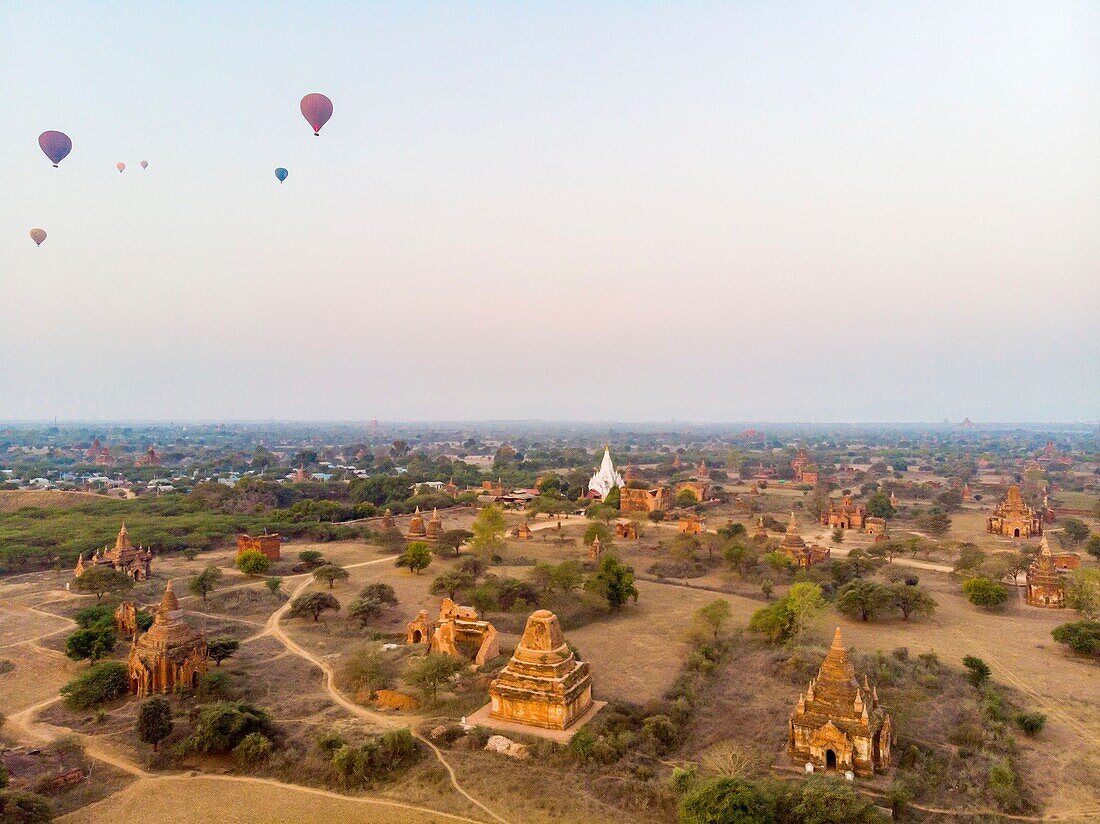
<box><xmin>3</xmin><ymin>2</ymin><xmax>1097</xmax><ymax>422</ymax></box>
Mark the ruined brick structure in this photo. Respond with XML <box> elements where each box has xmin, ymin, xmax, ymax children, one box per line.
<box><xmin>1025</xmin><ymin>536</ymin><xmax>1065</xmax><ymax>608</ymax></box>
<box><xmin>406</xmin><ymin>598</ymin><xmax>500</xmax><ymax>668</ymax></box>
<box><xmin>620</xmin><ymin>485</ymin><xmax>671</xmax><ymax>514</ymax></box>
<box><xmin>236</xmin><ymin>532</ymin><xmax>281</xmax><ymax>561</ymax></box>
<box><xmin>778</xmin><ymin>513</ymin><xmax>830</xmax><ymax>567</ymax></box>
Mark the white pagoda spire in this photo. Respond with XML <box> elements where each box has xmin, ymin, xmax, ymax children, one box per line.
<box><xmin>588</xmin><ymin>445</ymin><xmax>624</xmax><ymax>499</ymax></box>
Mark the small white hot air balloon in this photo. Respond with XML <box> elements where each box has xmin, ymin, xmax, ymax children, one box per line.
<box><xmin>116</xmin><ymin>162</ymin><xmax>126</xmax><ymax>173</ymax></box>
<box><xmin>29</xmin><ymin>228</ymin><xmax>47</xmax><ymax>246</ymax></box>
<box><xmin>140</xmin><ymin>160</ymin><xmax>148</xmax><ymax>170</ymax></box>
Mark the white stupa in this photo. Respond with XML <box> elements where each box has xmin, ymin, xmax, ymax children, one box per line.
<box><xmin>588</xmin><ymin>445</ymin><xmax>624</xmax><ymax>499</ymax></box>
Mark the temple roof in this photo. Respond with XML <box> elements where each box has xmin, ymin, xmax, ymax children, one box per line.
<box><xmin>780</xmin><ymin>512</ymin><xmax>807</xmax><ymax>551</ymax></box>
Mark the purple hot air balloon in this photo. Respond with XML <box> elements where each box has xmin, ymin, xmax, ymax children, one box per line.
<box><xmin>39</xmin><ymin>131</ymin><xmax>73</xmax><ymax>167</ymax></box>
<box><xmin>300</xmin><ymin>93</ymin><xmax>333</xmax><ymax>136</ymax></box>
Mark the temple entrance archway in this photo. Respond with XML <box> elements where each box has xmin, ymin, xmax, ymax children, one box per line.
<box><xmin>412</xmin><ymin>630</ymin><xmax>422</xmax><ymax>643</ymax></box>
<box><xmin>826</xmin><ymin>749</ymin><xmax>837</xmax><ymax>769</ymax></box>
<box><xmin>1013</xmin><ymin>528</ymin><xmax>1021</xmax><ymax>538</ymax></box>
<box><xmin>191</xmin><ymin>672</ymin><xmax>199</xmax><ymax>689</ymax></box>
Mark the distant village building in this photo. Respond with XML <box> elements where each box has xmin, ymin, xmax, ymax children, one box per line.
<box><xmin>488</xmin><ymin>609</ymin><xmax>593</xmax><ymax>730</ymax></box>
<box><xmin>74</xmin><ymin>523</ymin><xmax>152</xmax><ymax>581</ymax></box>
<box><xmin>620</xmin><ymin>485</ymin><xmax>671</xmax><ymax>514</ymax></box>
<box><xmin>237</xmin><ymin>532</ymin><xmax>281</xmax><ymax>561</ymax></box>
<box><xmin>789</xmin><ymin>628</ymin><xmax>892</xmax><ymax>777</ymax></box>
<box><xmin>821</xmin><ymin>495</ymin><xmax>867</xmax><ymax>530</ymax></box>
<box><xmin>127</xmin><ymin>581</ymin><xmax>209</xmax><ymax>697</ymax></box>
<box><xmin>790</xmin><ymin>449</ymin><xmax>818</xmax><ymax>484</ymax></box>
<box><xmin>986</xmin><ymin>485</ymin><xmax>1043</xmax><ymax>538</ymax></box>
<box><xmin>864</xmin><ymin>517</ymin><xmax>888</xmax><ymax>540</ymax></box>
<box><xmin>84</xmin><ymin>436</ymin><xmax>114</xmax><ymax>466</ymax></box>
<box><xmin>695</xmin><ymin>459</ymin><xmax>710</xmax><ymax>480</ymax></box>
<box><xmin>1025</xmin><ymin>537</ymin><xmax>1066</xmax><ymax>609</ymax></box>
<box><xmin>587</xmin><ymin>446</ymin><xmax>624</xmax><ymax>500</ymax></box>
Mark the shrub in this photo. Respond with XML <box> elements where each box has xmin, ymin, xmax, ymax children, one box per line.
<box><xmin>1015</xmin><ymin>712</ymin><xmax>1046</xmax><ymax>736</ymax></box>
<box><xmin>288</xmin><ymin>592</ymin><xmax>340</xmax><ymax>622</ymax></box>
<box><xmin>678</xmin><ymin>776</ymin><xmax>771</xmax><ymax>824</ymax></box>
<box><xmin>60</xmin><ymin>661</ymin><xmax>128</xmax><ymax>709</ymax></box>
<box><xmin>963</xmin><ymin>577</ymin><xmax>1009</xmax><ymax>609</ymax></box>
<box><xmin>359</xmin><ymin>582</ymin><xmax>398</xmax><ymax>605</ymax></box>
<box><xmin>395</xmin><ymin>542</ymin><xmax>433</xmax><ymax>575</ymax></box>
<box><xmin>182</xmin><ymin>701</ymin><xmax>273</xmax><ymax>754</ymax></box>
<box><xmin>73</xmin><ymin>604</ymin><xmax>114</xmax><ymax>629</ymax></box>
<box><xmin>330</xmin><ymin>729</ymin><xmax>420</xmax><ymax>788</ymax></box>
<box><xmin>962</xmin><ymin>656</ymin><xmax>992</xmax><ymax>688</ymax></box>
<box><xmin>313</xmin><ymin>564</ymin><xmax>350</xmax><ymax>589</ymax></box>
<box><xmin>65</xmin><ymin>625</ymin><xmax>116</xmax><ymax>662</ymax></box>
<box><xmin>1051</xmin><ymin>620</ymin><xmax>1100</xmax><ymax>657</ymax></box>
<box><xmin>195</xmin><ymin>670</ymin><xmax>232</xmax><ymax>700</ymax></box>
<box><xmin>584</xmin><ymin>554</ymin><xmax>639</xmax><ymax>609</ymax></box>
<box><xmin>236</xmin><ymin>549</ymin><xmax>271</xmax><ymax>576</ymax></box>
<box><xmin>0</xmin><ymin>790</ymin><xmax>53</xmax><ymax>823</ymax></box>
<box><xmin>406</xmin><ymin>654</ymin><xmax>464</xmax><ymax>702</ymax></box>
<box><xmin>233</xmin><ymin>732</ymin><xmax>275</xmax><ymax>765</ymax></box>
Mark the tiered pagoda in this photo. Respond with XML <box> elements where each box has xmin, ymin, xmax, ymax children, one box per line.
<box><xmin>127</xmin><ymin>581</ymin><xmax>209</xmax><ymax>697</ymax></box>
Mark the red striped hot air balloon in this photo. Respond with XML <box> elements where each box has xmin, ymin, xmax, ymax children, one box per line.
<box><xmin>300</xmin><ymin>93</ymin><xmax>333</xmax><ymax>136</ymax></box>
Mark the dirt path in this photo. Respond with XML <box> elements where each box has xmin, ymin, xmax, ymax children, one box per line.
<box><xmin>261</xmin><ymin>557</ymin><xmax>512</xmax><ymax>824</ymax></box>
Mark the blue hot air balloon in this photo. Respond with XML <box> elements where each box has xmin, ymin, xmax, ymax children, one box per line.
<box><xmin>275</xmin><ymin>167</ymin><xmax>288</xmax><ymax>183</ymax></box>
<box><xmin>39</xmin><ymin>131</ymin><xmax>72</xmax><ymax>167</ymax></box>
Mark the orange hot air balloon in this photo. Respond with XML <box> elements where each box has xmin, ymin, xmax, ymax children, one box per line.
<box><xmin>116</xmin><ymin>162</ymin><xmax>126</xmax><ymax>173</ymax></box>
<box><xmin>29</xmin><ymin>228</ymin><xmax>47</xmax><ymax>246</ymax></box>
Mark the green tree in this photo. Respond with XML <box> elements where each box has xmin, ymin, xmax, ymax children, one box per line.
<box><xmin>182</xmin><ymin>701</ymin><xmax>273</xmax><ymax>754</ymax></box>
<box><xmin>264</xmin><ymin>576</ymin><xmax>283</xmax><ymax>595</ymax></box>
<box><xmin>288</xmin><ymin>592</ymin><xmax>340</xmax><ymax>622</ymax></box>
<box><xmin>676</xmin><ymin>488</ymin><xmax>699</xmax><ymax>507</ymax></box>
<box><xmin>430</xmin><ymin>570</ymin><xmax>475</xmax><ymax>600</ymax></box>
<box><xmin>865</xmin><ymin>490</ymin><xmax>896</xmax><ymax>519</ymax></box>
<box><xmin>470</xmin><ymin>505</ymin><xmax>506</xmax><ymax>554</ymax></box>
<box><xmin>695</xmin><ymin>599</ymin><xmax>733</xmax><ymax>641</ymax></box>
<box><xmin>347</xmin><ymin>597</ymin><xmax>383</xmax><ymax>627</ymax></box>
<box><xmin>359</xmin><ymin>582</ymin><xmax>398</xmax><ymax>606</ymax></box>
<box><xmin>830</xmin><ymin>527</ymin><xmax>844</xmax><ymax>545</ymax></box>
<box><xmin>298</xmin><ymin>550</ymin><xmax>324</xmax><ymax>568</ymax></box>
<box><xmin>1059</xmin><ymin>517</ymin><xmax>1090</xmax><ymax>546</ymax></box>
<box><xmin>395</xmin><ymin>542</ymin><xmax>433</xmax><ymax>575</ymax></box>
<box><xmin>914</xmin><ymin>508</ymin><xmax>951</xmax><ymax>536</ymax></box>
<box><xmin>436</xmin><ymin>529</ymin><xmax>472</xmax><ymax>557</ymax></box>
<box><xmin>60</xmin><ymin>661</ymin><xmax>129</xmax><ymax>709</ymax></box>
<box><xmin>786</xmin><ymin>582</ymin><xmax>826</xmax><ymax>641</ymax></box>
<box><xmin>889</xmin><ymin>584</ymin><xmax>937</xmax><ymax>621</ymax></box>
<box><xmin>963</xmin><ymin>577</ymin><xmax>1009</xmax><ymax>609</ymax></box>
<box><xmin>679</xmin><ymin>776</ymin><xmax>771</xmax><ymax>824</ymax></box>
<box><xmin>189</xmin><ymin>564</ymin><xmax>223</xmax><ymax>602</ymax></box>
<box><xmin>1085</xmin><ymin>535</ymin><xmax>1100</xmax><ymax>560</ymax></box>
<box><xmin>1051</xmin><ymin>621</ymin><xmax>1100</xmax><ymax>657</ymax></box>
<box><xmin>65</xmin><ymin>625</ymin><xmax>116</xmax><ymax>662</ymax></box>
<box><xmin>585</xmin><ymin>554</ymin><xmax>639</xmax><ymax>609</ymax></box>
<box><xmin>207</xmin><ymin>637</ymin><xmax>240</xmax><ymax>666</ymax></box>
<box><xmin>314</xmin><ymin>564</ymin><xmax>350</xmax><ymax>589</ymax></box>
<box><xmin>836</xmin><ymin>581</ymin><xmax>891</xmax><ymax>622</ymax></box>
<box><xmin>137</xmin><ymin>697</ymin><xmax>173</xmax><ymax>752</ymax></box>
<box><xmin>71</xmin><ymin>566</ymin><xmax>134</xmax><ymax>603</ymax></box>
<box><xmin>962</xmin><ymin>655</ymin><xmax>991</xmax><ymax>688</ymax></box>
<box><xmin>406</xmin><ymin>653</ymin><xmax>464</xmax><ymax>702</ymax></box>
<box><xmin>603</xmin><ymin>486</ymin><xmax>621</xmax><ymax>509</ymax></box>
<box><xmin>550</xmin><ymin>560</ymin><xmax>585</xmax><ymax>594</ymax></box>
<box><xmin>340</xmin><ymin>645</ymin><xmax>399</xmax><ymax>695</ymax></box>
<box><xmin>236</xmin><ymin>549</ymin><xmax>271</xmax><ymax>576</ymax></box>
<box><xmin>1065</xmin><ymin>569</ymin><xmax>1100</xmax><ymax>619</ymax></box>
<box><xmin>583</xmin><ymin>522</ymin><xmax>613</xmax><ymax>546</ymax></box>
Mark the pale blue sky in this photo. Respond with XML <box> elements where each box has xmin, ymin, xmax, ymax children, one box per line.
<box><xmin>1</xmin><ymin>2</ymin><xmax>1097</xmax><ymax>422</ymax></box>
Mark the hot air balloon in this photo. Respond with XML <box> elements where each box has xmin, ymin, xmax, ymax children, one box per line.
<box><xmin>38</xmin><ymin>131</ymin><xmax>72</xmax><ymax>167</ymax></box>
<box><xmin>300</xmin><ymin>93</ymin><xmax>333</xmax><ymax>136</ymax></box>
<box><xmin>29</xmin><ymin>228</ymin><xmax>47</xmax><ymax>246</ymax></box>
<box><xmin>140</xmin><ymin>160</ymin><xmax>149</xmax><ymax>170</ymax></box>
<box><xmin>275</xmin><ymin>167</ymin><xmax>288</xmax><ymax>183</ymax></box>
<box><xmin>116</xmin><ymin>162</ymin><xmax>126</xmax><ymax>173</ymax></box>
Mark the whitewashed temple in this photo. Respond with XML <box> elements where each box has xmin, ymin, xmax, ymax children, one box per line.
<box><xmin>588</xmin><ymin>445</ymin><xmax>624</xmax><ymax>499</ymax></box>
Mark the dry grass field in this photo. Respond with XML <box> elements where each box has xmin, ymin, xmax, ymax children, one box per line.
<box><xmin>0</xmin><ymin>489</ymin><xmax>104</xmax><ymax>513</ymax></box>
